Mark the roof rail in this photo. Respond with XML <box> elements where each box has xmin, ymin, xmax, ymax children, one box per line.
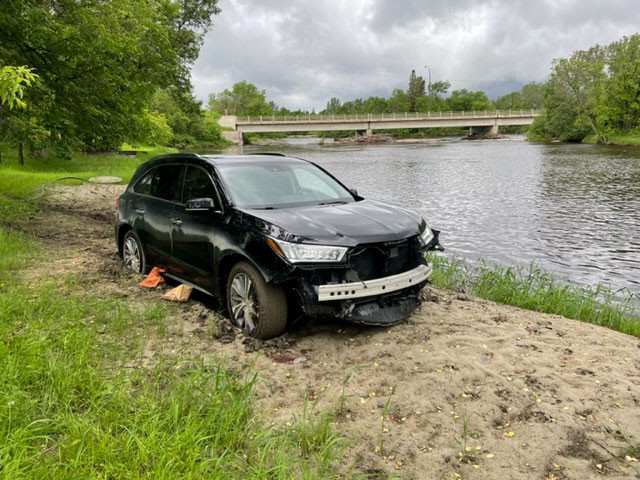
<box><xmin>248</xmin><ymin>152</ymin><xmax>287</xmax><ymax>157</ymax></box>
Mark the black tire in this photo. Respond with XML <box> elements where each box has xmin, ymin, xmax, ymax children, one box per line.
<box><xmin>226</xmin><ymin>261</ymin><xmax>287</xmax><ymax>339</ymax></box>
<box><xmin>122</xmin><ymin>230</ymin><xmax>147</xmax><ymax>274</ymax></box>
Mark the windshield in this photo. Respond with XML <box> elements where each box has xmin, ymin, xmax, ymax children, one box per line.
<box><xmin>216</xmin><ymin>162</ymin><xmax>355</xmax><ymax>209</ymax></box>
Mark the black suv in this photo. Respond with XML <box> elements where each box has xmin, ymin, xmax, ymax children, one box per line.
<box><xmin>115</xmin><ymin>153</ymin><xmax>442</xmax><ymax>339</ymax></box>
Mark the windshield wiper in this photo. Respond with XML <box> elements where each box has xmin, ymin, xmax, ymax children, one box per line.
<box><xmin>251</xmin><ymin>206</ymin><xmax>278</xmax><ymax>210</ymax></box>
<box><xmin>317</xmin><ymin>200</ymin><xmax>347</xmax><ymax>206</ymax></box>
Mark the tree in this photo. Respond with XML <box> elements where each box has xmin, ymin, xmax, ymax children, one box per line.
<box><xmin>0</xmin><ymin>66</ymin><xmax>37</xmax><ymax>110</ymax></box>
<box><xmin>406</xmin><ymin>69</ymin><xmax>426</xmax><ymax>112</ymax></box>
<box><xmin>429</xmin><ymin>80</ymin><xmax>450</xmax><ymax>98</ymax></box>
<box><xmin>363</xmin><ymin>96</ymin><xmax>388</xmax><ymax>114</ymax></box>
<box><xmin>387</xmin><ymin>88</ymin><xmax>410</xmax><ymax>112</ymax></box>
<box><xmin>150</xmin><ymin>86</ymin><xmax>221</xmax><ymax>146</ymax></box>
<box><xmin>0</xmin><ymin>0</ymin><xmax>220</xmax><ymax>155</ymax></box>
<box><xmin>208</xmin><ymin>81</ymin><xmax>274</xmax><ymax>116</ymax></box>
<box><xmin>0</xmin><ymin>65</ymin><xmax>39</xmax><ymax>164</ymax></box>
<box><xmin>324</xmin><ymin>97</ymin><xmax>342</xmax><ymax>113</ymax></box>
<box><xmin>446</xmin><ymin>89</ymin><xmax>492</xmax><ymax>111</ymax></box>
<box><xmin>535</xmin><ymin>46</ymin><xmax>608</xmax><ymax>142</ymax></box>
<box><xmin>604</xmin><ymin>35</ymin><xmax>640</xmax><ymax>131</ymax></box>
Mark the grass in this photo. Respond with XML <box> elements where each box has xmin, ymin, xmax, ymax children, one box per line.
<box><xmin>338</xmin><ymin>365</ymin><xmax>368</xmax><ymax>414</ymax></box>
<box><xmin>0</xmin><ymin>278</ymin><xmax>346</xmax><ymax>477</ymax></box>
<box><xmin>0</xmin><ymin>228</ymin><xmax>38</xmax><ymax>281</ymax></box>
<box><xmin>583</xmin><ymin>132</ymin><xmax>640</xmax><ymax>146</ymax></box>
<box><xmin>377</xmin><ymin>385</ymin><xmax>397</xmax><ymax>456</ymax></box>
<box><xmin>0</xmin><ymin>143</ymin><xmax>175</xmax><ymax>200</ymax></box>
<box><xmin>0</xmin><ymin>143</ymin><xmax>175</xmax><ymax>223</ymax></box>
<box><xmin>428</xmin><ymin>254</ymin><xmax>640</xmax><ymax>338</ymax></box>
<box><xmin>0</xmin><ymin>148</ymin><xmax>345</xmax><ymax>478</ymax></box>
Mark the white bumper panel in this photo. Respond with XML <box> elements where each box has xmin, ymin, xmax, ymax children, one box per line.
<box><xmin>314</xmin><ymin>264</ymin><xmax>431</xmax><ymax>302</ymax></box>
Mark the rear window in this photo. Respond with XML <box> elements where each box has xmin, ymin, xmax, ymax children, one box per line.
<box><xmin>132</xmin><ymin>165</ymin><xmax>184</xmax><ymax>202</ymax></box>
<box><xmin>133</xmin><ymin>170</ymin><xmax>153</xmax><ymax>196</ymax></box>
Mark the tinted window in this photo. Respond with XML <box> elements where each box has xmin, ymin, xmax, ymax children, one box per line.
<box><xmin>133</xmin><ymin>170</ymin><xmax>153</xmax><ymax>195</ymax></box>
<box><xmin>182</xmin><ymin>166</ymin><xmax>217</xmax><ymax>203</ymax></box>
<box><xmin>151</xmin><ymin>165</ymin><xmax>183</xmax><ymax>202</ymax></box>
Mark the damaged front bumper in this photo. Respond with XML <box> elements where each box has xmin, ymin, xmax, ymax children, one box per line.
<box><xmin>314</xmin><ymin>264</ymin><xmax>431</xmax><ymax>301</ymax></box>
<box><xmin>291</xmin><ymin>265</ymin><xmax>432</xmax><ymax>327</ymax></box>
<box><xmin>282</xmin><ymin>230</ymin><xmax>443</xmax><ymax>326</ymax></box>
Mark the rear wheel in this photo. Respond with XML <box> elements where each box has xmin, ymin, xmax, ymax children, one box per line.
<box><xmin>227</xmin><ymin>261</ymin><xmax>287</xmax><ymax>339</ymax></box>
<box><xmin>122</xmin><ymin>230</ymin><xmax>146</xmax><ymax>274</ymax></box>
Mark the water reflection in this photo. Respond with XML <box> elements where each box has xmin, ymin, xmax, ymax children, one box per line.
<box><xmin>196</xmin><ymin>136</ymin><xmax>640</xmax><ymax>293</ymax></box>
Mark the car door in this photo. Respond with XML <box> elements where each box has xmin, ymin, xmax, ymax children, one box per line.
<box><xmin>130</xmin><ymin>164</ymin><xmax>184</xmax><ymax>268</ymax></box>
<box><xmin>170</xmin><ymin>164</ymin><xmax>221</xmax><ymax>290</ymax></box>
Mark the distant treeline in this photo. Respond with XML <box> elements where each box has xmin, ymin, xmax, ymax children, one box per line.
<box><xmin>208</xmin><ymin>74</ymin><xmax>544</xmax><ymax>119</ymax></box>
<box><xmin>2</xmin><ymin>0</ymin><xmax>637</xmax><ymax>162</ymax></box>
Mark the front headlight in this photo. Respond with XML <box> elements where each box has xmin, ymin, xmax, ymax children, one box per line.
<box><xmin>419</xmin><ymin>224</ymin><xmax>434</xmax><ymax>246</ymax></box>
<box><xmin>268</xmin><ymin>237</ymin><xmax>348</xmax><ymax>263</ymax></box>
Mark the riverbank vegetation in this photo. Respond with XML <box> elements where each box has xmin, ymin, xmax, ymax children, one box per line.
<box><xmin>429</xmin><ymin>254</ymin><xmax>640</xmax><ymax>339</ymax></box>
<box><xmin>528</xmin><ymin>34</ymin><xmax>640</xmax><ymax>145</ymax></box>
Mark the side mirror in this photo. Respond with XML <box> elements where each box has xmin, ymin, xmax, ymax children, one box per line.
<box><xmin>185</xmin><ymin>197</ymin><xmax>219</xmax><ymax>213</ymax></box>
<box><xmin>349</xmin><ymin>188</ymin><xmax>358</xmax><ymax>196</ymax></box>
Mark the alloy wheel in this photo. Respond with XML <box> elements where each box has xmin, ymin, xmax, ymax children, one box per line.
<box><xmin>229</xmin><ymin>272</ymin><xmax>258</xmax><ymax>334</ymax></box>
<box><xmin>123</xmin><ymin>236</ymin><xmax>142</xmax><ymax>273</ymax></box>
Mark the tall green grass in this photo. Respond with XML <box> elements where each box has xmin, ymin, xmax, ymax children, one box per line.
<box><xmin>0</xmin><ymin>228</ymin><xmax>38</xmax><ymax>280</ymax></box>
<box><xmin>429</xmin><ymin>254</ymin><xmax>640</xmax><ymax>338</ymax></box>
<box><xmin>0</xmin><ymin>154</ymin><xmax>346</xmax><ymax>478</ymax></box>
<box><xmin>0</xmin><ymin>276</ymin><xmax>344</xmax><ymax>479</ymax></box>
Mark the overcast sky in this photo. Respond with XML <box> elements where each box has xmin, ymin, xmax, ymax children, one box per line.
<box><xmin>192</xmin><ymin>0</ymin><xmax>640</xmax><ymax>111</ymax></box>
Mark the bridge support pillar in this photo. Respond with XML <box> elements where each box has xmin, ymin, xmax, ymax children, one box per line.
<box><xmin>221</xmin><ymin>130</ymin><xmax>244</xmax><ymax>145</ymax></box>
<box><xmin>469</xmin><ymin>124</ymin><xmax>499</xmax><ymax>137</ymax></box>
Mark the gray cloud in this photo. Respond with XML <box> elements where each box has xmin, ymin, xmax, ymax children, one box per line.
<box><xmin>192</xmin><ymin>0</ymin><xmax>640</xmax><ymax>111</ymax></box>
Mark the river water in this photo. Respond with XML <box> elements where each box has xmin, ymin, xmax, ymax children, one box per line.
<box><xmin>209</xmin><ymin>136</ymin><xmax>640</xmax><ymax>294</ymax></box>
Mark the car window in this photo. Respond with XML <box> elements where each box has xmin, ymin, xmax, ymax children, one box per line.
<box><xmin>217</xmin><ymin>162</ymin><xmax>353</xmax><ymax>208</ymax></box>
<box><xmin>182</xmin><ymin>166</ymin><xmax>218</xmax><ymax>204</ymax></box>
<box><xmin>133</xmin><ymin>170</ymin><xmax>153</xmax><ymax>195</ymax></box>
<box><xmin>151</xmin><ymin>165</ymin><xmax>184</xmax><ymax>202</ymax></box>
<box><xmin>293</xmin><ymin>168</ymin><xmax>343</xmax><ymax>198</ymax></box>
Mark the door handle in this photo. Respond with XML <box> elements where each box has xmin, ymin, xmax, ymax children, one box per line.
<box><xmin>172</xmin><ymin>218</ymin><xmax>183</xmax><ymax>226</ymax></box>
<box><xmin>135</xmin><ymin>208</ymin><xmax>145</xmax><ymax>215</ymax></box>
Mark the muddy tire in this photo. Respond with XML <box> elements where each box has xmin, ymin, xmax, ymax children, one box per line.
<box><xmin>122</xmin><ymin>230</ymin><xmax>147</xmax><ymax>274</ymax></box>
<box><xmin>226</xmin><ymin>261</ymin><xmax>287</xmax><ymax>339</ymax></box>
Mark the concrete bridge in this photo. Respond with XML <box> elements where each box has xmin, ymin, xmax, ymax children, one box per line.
<box><xmin>219</xmin><ymin>109</ymin><xmax>540</xmax><ymax>145</ymax></box>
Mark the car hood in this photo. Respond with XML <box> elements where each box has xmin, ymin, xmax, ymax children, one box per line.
<box><xmin>239</xmin><ymin>200</ymin><xmax>424</xmax><ymax>246</ymax></box>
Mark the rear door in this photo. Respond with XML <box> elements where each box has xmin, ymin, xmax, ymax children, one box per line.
<box><xmin>170</xmin><ymin>164</ymin><xmax>221</xmax><ymax>290</ymax></box>
<box><xmin>130</xmin><ymin>164</ymin><xmax>184</xmax><ymax>267</ymax></box>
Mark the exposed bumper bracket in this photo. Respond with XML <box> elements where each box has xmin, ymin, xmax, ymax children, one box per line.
<box><xmin>314</xmin><ymin>264</ymin><xmax>431</xmax><ymax>302</ymax></box>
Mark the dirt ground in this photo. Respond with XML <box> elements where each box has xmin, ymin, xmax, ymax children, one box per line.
<box><xmin>17</xmin><ymin>183</ymin><xmax>640</xmax><ymax>479</ymax></box>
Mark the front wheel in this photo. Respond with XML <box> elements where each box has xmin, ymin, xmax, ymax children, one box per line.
<box><xmin>226</xmin><ymin>261</ymin><xmax>287</xmax><ymax>339</ymax></box>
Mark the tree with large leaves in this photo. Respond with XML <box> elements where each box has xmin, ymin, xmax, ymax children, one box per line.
<box><xmin>0</xmin><ymin>0</ymin><xmax>220</xmax><ymax>156</ymax></box>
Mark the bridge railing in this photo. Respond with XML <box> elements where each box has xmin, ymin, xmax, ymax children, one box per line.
<box><xmin>236</xmin><ymin>109</ymin><xmax>541</xmax><ymax>123</ymax></box>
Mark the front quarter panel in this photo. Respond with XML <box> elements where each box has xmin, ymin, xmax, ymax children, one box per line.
<box><xmin>214</xmin><ymin>210</ymin><xmax>296</xmax><ymax>290</ymax></box>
